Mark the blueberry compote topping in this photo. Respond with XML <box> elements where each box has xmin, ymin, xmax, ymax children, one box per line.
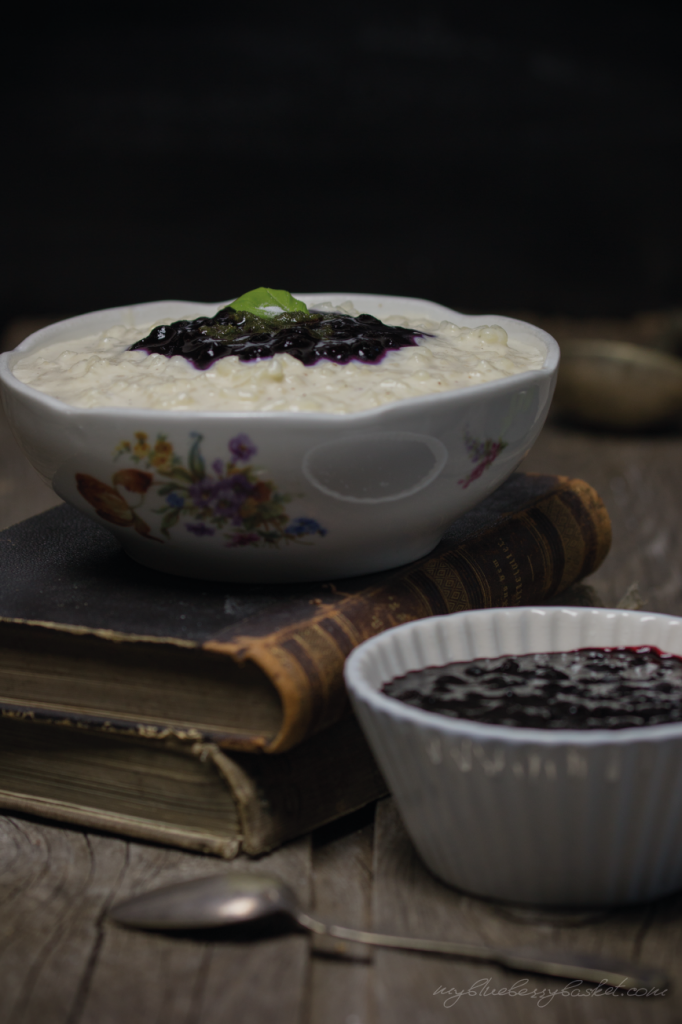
<box><xmin>381</xmin><ymin>647</ymin><xmax>682</xmax><ymax>729</ymax></box>
<box><xmin>128</xmin><ymin>307</ymin><xmax>431</xmax><ymax>370</ymax></box>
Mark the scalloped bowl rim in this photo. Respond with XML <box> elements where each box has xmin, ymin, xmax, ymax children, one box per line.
<box><xmin>0</xmin><ymin>293</ymin><xmax>559</xmax><ymax>423</ymax></box>
<box><xmin>344</xmin><ymin>606</ymin><xmax>682</xmax><ymax>747</ymax></box>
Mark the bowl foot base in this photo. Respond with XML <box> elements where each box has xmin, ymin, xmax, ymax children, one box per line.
<box><xmin>118</xmin><ymin>534</ymin><xmax>441</xmax><ymax>583</ymax></box>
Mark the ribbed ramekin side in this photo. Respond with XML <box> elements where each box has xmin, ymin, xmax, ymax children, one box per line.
<box><xmin>346</xmin><ymin>606</ymin><xmax>682</xmax><ymax>906</ymax></box>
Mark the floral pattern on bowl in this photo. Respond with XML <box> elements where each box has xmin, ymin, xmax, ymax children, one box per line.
<box><xmin>458</xmin><ymin>429</ymin><xmax>508</xmax><ymax>489</ymax></box>
<box><xmin>76</xmin><ymin>431</ymin><xmax>327</xmax><ymax>547</ymax></box>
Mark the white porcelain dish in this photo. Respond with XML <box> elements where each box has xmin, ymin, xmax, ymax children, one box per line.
<box><xmin>345</xmin><ymin>606</ymin><xmax>682</xmax><ymax>906</ymax></box>
<box><xmin>0</xmin><ymin>294</ymin><xmax>558</xmax><ymax>582</ymax></box>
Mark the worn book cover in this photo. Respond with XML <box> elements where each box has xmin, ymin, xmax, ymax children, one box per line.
<box><xmin>0</xmin><ymin>472</ymin><xmax>611</xmax><ymax>753</ymax></box>
<box><xmin>0</xmin><ymin>711</ymin><xmax>387</xmax><ymax>858</ymax></box>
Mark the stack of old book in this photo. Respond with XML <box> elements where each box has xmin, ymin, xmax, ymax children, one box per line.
<box><xmin>0</xmin><ymin>472</ymin><xmax>611</xmax><ymax>858</ymax></box>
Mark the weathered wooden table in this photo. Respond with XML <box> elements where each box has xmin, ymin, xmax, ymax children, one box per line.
<box><xmin>2</xmin><ymin>382</ymin><xmax>681</xmax><ymax>1022</ymax></box>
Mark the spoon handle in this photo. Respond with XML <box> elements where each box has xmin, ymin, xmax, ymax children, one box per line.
<box><xmin>296</xmin><ymin>913</ymin><xmax>665</xmax><ymax>989</ymax></box>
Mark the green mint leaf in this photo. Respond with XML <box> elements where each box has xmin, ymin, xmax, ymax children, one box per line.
<box><xmin>230</xmin><ymin>287</ymin><xmax>308</xmax><ymax>319</ymax></box>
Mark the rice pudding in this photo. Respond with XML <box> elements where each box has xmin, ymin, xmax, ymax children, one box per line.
<box><xmin>13</xmin><ymin>297</ymin><xmax>546</xmax><ymax>415</ymax></box>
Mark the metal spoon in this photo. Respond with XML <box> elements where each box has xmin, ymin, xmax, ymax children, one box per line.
<box><xmin>109</xmin><ymin>871</ymin><xmax>665</xmax><ymax>989</ymax></box>
<box><xmin>553</xmin><ymin>338</ymin><xmax>682</xmax><ymax>430</ymax></box>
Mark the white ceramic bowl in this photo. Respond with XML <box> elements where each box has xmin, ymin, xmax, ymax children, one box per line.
<box><xmin>345</xmin><ymin>606</ymin><xmax>682</xmax><ymax>907</ymax></box>
<box><xmin>0</xmin><ymin>294</ymin><xmax>558</xmax><ymax>582</ymax></box>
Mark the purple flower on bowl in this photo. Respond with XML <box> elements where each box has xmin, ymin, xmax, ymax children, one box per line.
<box><xmin>189</xmin><ymin>478</ymin><xmax>219</xmax><ymax>508</ymax></box>
<box><xmin>186</xmin><ymin>522</ymin><xmax>215</xmax><ymax>537</ymax></box>
<box><xmin>229</xmin><ymin>433</ymin><xmax>257</xmax><ymax>463</ymax></box>
<box><xmin>210</xmin><ymin>474</ymin><xmax>254</xmax><ymax>522</ymax></box>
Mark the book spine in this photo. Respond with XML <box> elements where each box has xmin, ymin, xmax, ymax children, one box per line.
<box><xmin>209</xmin><ymin>714</ymin><xmax>388</xmax><ymax>854</ymax></box>
<box><xmin>208</xmin><ymin>477</ymin><xmax>611</xmax><ymax>752</ymax></box>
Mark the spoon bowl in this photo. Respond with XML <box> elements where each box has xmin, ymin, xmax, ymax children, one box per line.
<box><xmin>110</xmin><ymin>872</ymin><xmax>299</xmax><ymax>931</ymax></box>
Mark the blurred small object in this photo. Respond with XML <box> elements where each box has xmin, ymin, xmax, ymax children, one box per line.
<box><xmin>616</xmin><ymin>582</ymin><xmax>644</xmax><ymax>611</ymax></box>
<box><xmin>631</xmin><ymin>308</ymin><xmax>682</xmax><ymax>357</ymax></box>
<box><xmin>553</xmin><ymin>338</ymin><xmax>682</xmax><ymax>430</ymax></box>
<box><xmin>543</xmin><ymin>581</ymin><xmax>604</xmax><ymax>607</ymax></box>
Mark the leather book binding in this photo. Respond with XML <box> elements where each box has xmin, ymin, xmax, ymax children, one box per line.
<box><xmin>0</xmin><ymin>472</ymin><xmax>611</xmax><ymax>754</ymax></box>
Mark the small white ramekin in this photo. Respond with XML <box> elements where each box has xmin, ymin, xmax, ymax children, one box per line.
<box><xmin>345</xmin><ymin>606</ymin><xmax>682</xmax><ymax>907</ymax></box>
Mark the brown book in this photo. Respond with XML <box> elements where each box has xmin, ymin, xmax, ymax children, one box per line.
<box><xmin>0</xmin><ymin>472</ymin><xmax>611</xmax><ymax>755</ymax></box>
<box><xmin>0</xmin><ymin>712</ymin><xmax>386</xmax><ymax>858</ymax></box>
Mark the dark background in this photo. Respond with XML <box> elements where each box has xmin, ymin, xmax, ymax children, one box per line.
<box><xmin>3</xmin><ymin>3</ymin><xmax>681</xmax><ymax>325</ymax></box>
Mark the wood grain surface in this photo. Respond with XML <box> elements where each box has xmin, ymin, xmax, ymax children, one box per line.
<box><xmin>2</xmin><ymin>362</ymin><xmax>682</xmax><ymax>1020</ymax></box>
